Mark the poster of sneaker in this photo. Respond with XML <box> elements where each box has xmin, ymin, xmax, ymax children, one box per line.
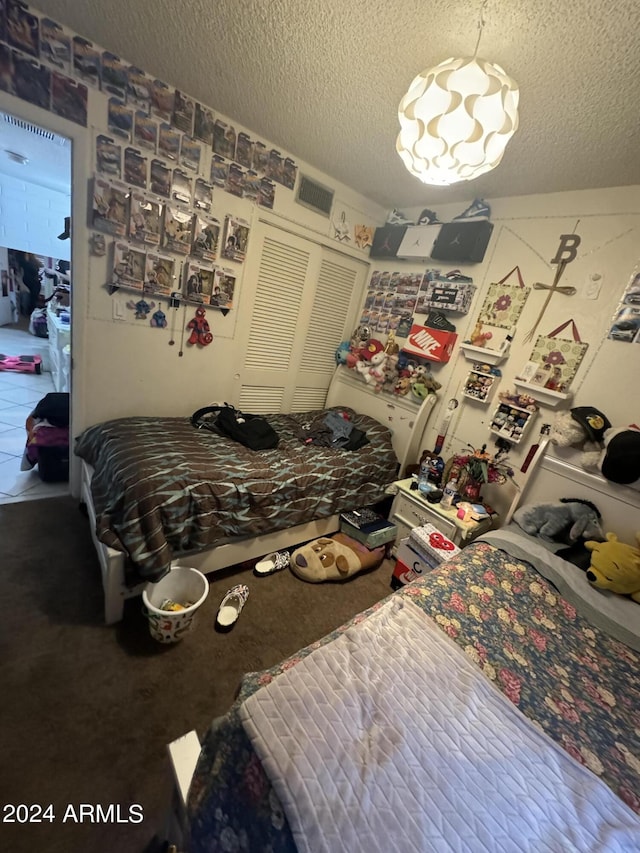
<box><xmin>128</xmin><ymin>191</ymin><xmax>162</xmax><ymax>246</ymax></box>
<box><xmin>194</xmin><ymin>103</ymin><xmax>215</xmax><ymax>145</ymax></box>
<box><xmin>212</xmin><ymin>119</ymin><xmax>236</xmax><ymax>160</ymax></box>
<box><xmin>193</xmin><ymin>178</ymin><xmax>213</xmax><ymax>212</ymax></box>
<box><xmin>150</xmin><ymin>79</ymin><xmax>174</xmax><ymax>122</ymax></box>
<box><xmin>51</xmin><ymin>72</ymin><xmax>87</xmax><ymax>127</ymax></box>
<box><xmin>95</xmin><ymin>133</ymin><xmax>122</xmax><ymax>179</ymax></box>
<box><xmin>221</xmin><ymin>216</ymin><xmax>250</xmax><ymax>264</ymax></box>
<box><xmin>192</xmin><ymin>216</ymin><xmax>220</xmax><ymax>263</ymax></box>
<box><xmin>235</xmin><ymin>132</ymin><xmax>253</xmax><ymax>169</ymax></box>
<box><xmin>101</xmin><ymin>51</ymin><xmax>127</xmax><ymax>99</ymax></box>
<box><xmin>150</xmin><ymin>159</ymin><xmax>171</xmax><ymax>198</ymax></box>
<box><xmin>212</xmin><ymin>267</ymin><xmax>236</xmax><ymax>310</ymax></box>
<box><xmin>6</xmin><ymin>0</ymin><xmax>39</xmax><ymax>58</ymax></box>
<box><xmin>123</xmin><ymin>147</ymin><xmax>148</xmax><ymax>189</ymax></box>
<box><xmin>91</xmin><ymin>177</ymin><xmax>129</xmax><ymax>237</ymax></box>
<box><xmin>180</xmin><ymin>136</ymin><xmax>201</xmax><ymax>172</ymax></box>
<box><xmin>11</xmin><ymin>53</ymin><xmax>50</xmax><ymax>110</ymax></box>
<box><xmin>162</xmin><ymin>205</ymin><xmax>193</xmax><ymax>255</ymax></box>
<box><xmin>108</xmin><ymin>97</ymin><xmax>132</xmax><ymax>141</ymax></box>
<box><xmin>172</xmin><ymin>90</ymin><xmax>194</xmax><ymax>135</ymax></box>
<box><xmin>127</xmin><ymin>66</ymin><xmax>152</xmax><ymax>111</ymax></box>
<box><xmin>112</xmin><ymin>241</ymin><xmax>145</xmax><ymax>290</ymax></box>
<box><xmin>40</xmin><ymin>18</ymin><xmax>72</xmax><ymax>72</ymax></box>
<box><xmin>171</xmin><ymin>168</ymin><xmax>192</xmax><ymax>205</ymax></box>
<box><xmin>144</xmin><ymin>252</ymin><xmax>175</xmax><ymax>296</ymax></box>
<box><xmin>158</xmin><ymin>123</ymin><xmax>181</xmax><ymax>161</ymax></box>
<box><xmin>72</xmin><ymin>36</ymin><xmax>100</xmax><ymax>88</ymax></box>
<box><xmin>134</xmin><ymin>111</ymin><xmax>158</xmax><ymax>153</ymax></box>
<box><xmin>184</xmin><ymin>260</ymin><xmax>215</xmax><ymax>305</ymax></box>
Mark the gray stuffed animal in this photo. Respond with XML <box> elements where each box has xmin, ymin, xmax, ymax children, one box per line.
<box><xmin>513</xmin><ymin>498</ymin><xmax>604</xmax><ymax>544</ymax></box>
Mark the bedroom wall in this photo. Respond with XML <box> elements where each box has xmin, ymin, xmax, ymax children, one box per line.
<box><xmin>362</xmin><ymin>185</ymin><xmax>640</xmax><ymax>515</ymax></box>
<box><xmin>0</xmin><ymin>2</ymin><xmax>386</xmax><ymax>494</ymax></box>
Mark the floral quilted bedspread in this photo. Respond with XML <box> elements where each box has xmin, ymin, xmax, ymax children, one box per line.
<box><xmin>187</xmin><ymin>540</ymin><xmax>640</xmax><ymax>853</ymax></box>
<box><xmin>74</xmin><ymin>407</ymin><xmax>398</xmax><ymax>582</ymax></box>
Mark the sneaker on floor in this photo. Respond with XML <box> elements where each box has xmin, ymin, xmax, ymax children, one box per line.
<box><xmin>386</xmin><ymin>208</ymin><xmax>415</xmax><ymax>226</ymax></box>
<box><xmin>215</xmin><ymin>583</ymin><xmax>249</xmax><ymax>632</ymax></box>
<box><xmin>254</xmin><ymin>551</ymin><xmax>289</xmax><ymax>576</ymax></box>
<box><xmin>417</xmin><ymin>208</ymin><xmax>443</xmax><ymax>225</ymax></box>
<box><xmin>453</xmin><ymin>198</ymin><xmax>491</xmax><ymax>221</ymax></box>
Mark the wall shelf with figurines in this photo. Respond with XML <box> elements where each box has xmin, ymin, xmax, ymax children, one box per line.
<box><xmin>488</xmin><ymin>391</ymin><xmax>538</xmax><ymax>445</ymax></box>
<box><xmin>462</xmin><ymin>364</ymin><xmax>501</xmax><ymax>404</ymax></box>
<box><xmin>512</xmin><ymin>379</ymin><xmax>571</xmax><ymax>408</ymax></box>
<box><xmin>337</xmin><ymin>328</ymin><xmax>442</xmax><ymax>406</ymax></box>
<box><xmin>459</xmin><ymin>340</ymin><xmax>510</xmax><ymax>365</ymax></box>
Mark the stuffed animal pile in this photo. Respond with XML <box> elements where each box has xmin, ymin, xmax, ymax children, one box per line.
<box><xmin>337</xmin><ymin>329</ymin><xmax>441</xmax><ymax>400</ymax></box>
<box><xmin>550</xmin><ymin>407</ymin><xmax>640</xmax><ymax>490</ymax></box>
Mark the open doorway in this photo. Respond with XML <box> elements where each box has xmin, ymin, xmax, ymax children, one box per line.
<box><xmin>0</xmin><ymin>109</ymin><xmax>71</xmax><ymax>502</ymax></box>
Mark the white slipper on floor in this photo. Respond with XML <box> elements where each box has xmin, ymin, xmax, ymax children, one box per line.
<box><xmin>215</xmin><ymin>583</ymin><xmax>249</xmax><ymax>632</ymax></box>
<box><xmin>254</xmin><ymin>551</ymin><xmax>289</xmax><ymax>576</ymax></box>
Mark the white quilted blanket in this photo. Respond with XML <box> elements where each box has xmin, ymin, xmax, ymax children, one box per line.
<box><xmin>239</xmin><ymin>597</ymin><xmax>640</xmax><ymax>853</ymax></box>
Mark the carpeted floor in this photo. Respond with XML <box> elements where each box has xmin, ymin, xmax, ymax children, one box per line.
<box><xmin>1</xmin><ymin>496</ymin><xmax>394</xmax><ymax>853</ymax></box>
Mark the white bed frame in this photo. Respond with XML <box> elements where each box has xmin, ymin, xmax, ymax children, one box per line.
<box><xmin>82</xmin><ymin>367</ymin><xmax>437</xmax><ymax>624</ymax></box>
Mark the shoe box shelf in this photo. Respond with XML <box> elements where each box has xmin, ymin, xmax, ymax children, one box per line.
<box><xmin>488</xmin><ymin>398</ymin><xmax>537</xmax><ymax>445</ymax></box>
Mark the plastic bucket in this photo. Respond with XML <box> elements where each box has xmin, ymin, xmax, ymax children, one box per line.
<box><xmin>142</xmin><ymin>567</ymin><xmax>209</xmax><ymax>643</ymax></box>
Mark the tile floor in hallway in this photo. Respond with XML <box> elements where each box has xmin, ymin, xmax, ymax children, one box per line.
<box><xmin>0</xmin><ymin>325</ymin><xmax>68</xmax><ymax>504</ymax></box>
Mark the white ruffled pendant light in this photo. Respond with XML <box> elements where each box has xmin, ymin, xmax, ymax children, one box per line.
<box><xmin>397</xmin><ymin>2</ymin><xmax>519</xmax><ymax>187</ymax></box>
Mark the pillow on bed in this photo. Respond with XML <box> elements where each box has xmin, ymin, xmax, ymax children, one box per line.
<box><xmin>480</xmin><ymin>526</ymin><xmax>640</xmax><ymax>653</ymax></box>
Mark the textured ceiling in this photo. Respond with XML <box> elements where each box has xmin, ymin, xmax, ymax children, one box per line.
<box><xmin>30</xmin><ymin>0</ymin><xmax>640</xmax><ymax>209</ymax></box>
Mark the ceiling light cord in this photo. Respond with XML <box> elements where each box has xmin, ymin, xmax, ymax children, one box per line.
<box><xmin>473</xmin><ymin>0</ymin><xmax>489</xmax><ymax>58</ymax></box>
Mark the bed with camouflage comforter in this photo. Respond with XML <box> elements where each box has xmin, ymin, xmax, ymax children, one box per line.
<box><xmin>74</xmin><ymin>406</ymin><xmax>398</xmax><ymax>583</ymax></box>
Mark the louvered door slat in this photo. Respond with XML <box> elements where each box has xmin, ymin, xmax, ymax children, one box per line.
<box><xmin>299</xmin><ymin>258</ymin><xmax>358</xmax><ymax>376</ymax></box>
<box><xmin>243</xmin><ymin>235</ymin><xmax>310</xmax><ymax>371</ymax></box>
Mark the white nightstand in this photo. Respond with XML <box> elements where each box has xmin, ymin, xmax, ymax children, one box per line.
<box><xmin>388</xmin><ymin>478</ymin><xmax>496</xmax><ymax>549</ymax></box>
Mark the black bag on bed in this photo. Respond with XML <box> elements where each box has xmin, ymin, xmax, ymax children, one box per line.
<box><xmin>191</xmin><ymin>404</ymin><xmax>279</xmax><ymax>450</ymax></box>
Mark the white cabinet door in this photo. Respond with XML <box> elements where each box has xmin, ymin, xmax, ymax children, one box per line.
<box><xmin>234</xmin><ymin>221</ymin><xmax>367</xmax><ymax>413</ymax></box>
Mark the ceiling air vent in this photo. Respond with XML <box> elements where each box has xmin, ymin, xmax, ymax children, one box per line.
<box><xmin>295</xmin><ymin>175</ymin><xmax>334</xmax><ymax>217</ymax></box>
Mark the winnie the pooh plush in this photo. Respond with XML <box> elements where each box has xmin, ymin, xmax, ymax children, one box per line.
<box><xmin>584</xmin><ymin>532</ymin><xmax>640</xmax><ymax>602</ymax></box>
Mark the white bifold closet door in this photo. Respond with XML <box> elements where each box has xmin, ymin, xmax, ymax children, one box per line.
<box><xmin>234</xmin><ymin>220</ymin><xmax>367</xmax><ymax>413</ymax></box>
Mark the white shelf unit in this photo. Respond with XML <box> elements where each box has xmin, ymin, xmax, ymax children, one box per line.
<box><xmin>489</xmin><ymin>398</ymin><xmax>537</xmax><ymax>445</ymax></box>
<box><xmin>462</xmin><ymin>366</ymin><xmax>499</xmax><ymax>404</ymax></box>
<box><xmin>459</xmin><ymin>342</ymin><xmax>510</xmax><ymax>364</ymax></box>
<box><xmin>513</xmin><ymin>379</ymin><xmax>572</xmax><ymax>408</ymax></box>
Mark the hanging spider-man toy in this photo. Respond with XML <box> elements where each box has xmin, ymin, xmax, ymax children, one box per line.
<box><xmin>187</xmin><ymin>307</ymin><xmax>213</xmax><ymax>346</ymax></box>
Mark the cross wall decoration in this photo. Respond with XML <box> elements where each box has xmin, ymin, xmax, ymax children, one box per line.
<box><xmin>524</xmin><ymin>223</ymin><xmax>582</xmax><ymax>343</ymax></box>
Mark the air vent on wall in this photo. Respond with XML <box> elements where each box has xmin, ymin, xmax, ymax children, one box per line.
<box><xmin>295</xmin><ymin>175</ymin><xmax>334</xmax><ymax>217</ymax></box>
<box><xmin>1</xmin><ymin>112</ymin><xmax>68</xmax><ymax>146</ymax></box>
